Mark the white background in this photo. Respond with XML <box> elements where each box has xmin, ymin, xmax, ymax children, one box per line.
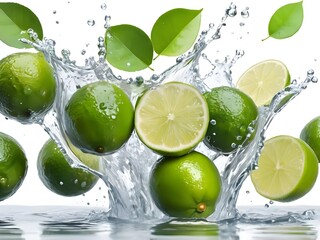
<box><xmin>0</xmin><ymin>0</ymin><xmax>320</xmax><ymax>209</ymax></box>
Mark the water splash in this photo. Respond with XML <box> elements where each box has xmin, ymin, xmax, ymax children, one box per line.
<box><xmin>20</xmin><ymin>2</ymin><xmax>317</xmax><ymax>222</ymax></box>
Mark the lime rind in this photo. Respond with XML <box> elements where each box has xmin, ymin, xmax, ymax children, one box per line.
<box><xmin>236</xmin><ymin>60</ymin><xmax>290</xmax><ymax>107</ymax></box>
<box><xmin>134</xmin><ymin>82</ymin><xmax>209</xmax><ymax>157</ymax></box>
<box><xmin>251</xmin><ymin>135</ymin><xmax>318</xmax><ymax>202</ymax></box>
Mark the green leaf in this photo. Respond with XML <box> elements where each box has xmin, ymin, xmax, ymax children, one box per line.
<box><xmin>0</xmin><ymin>3</ymin><xmax>43</xmax><ymax>48</ymax></box>
<box><xmin>151</xmin><ymin>8</ymin><xmax>202</xmax><ymax>57</ymax></box>
<box><xmin>104</xmin><ymin>24</ymin><xmax>153</xmax><ymax>72</ymax></box>
<box><xmin>264</xmin><ymin>1</ymin><xmax>303</xmax><ymax>41</ymax></box>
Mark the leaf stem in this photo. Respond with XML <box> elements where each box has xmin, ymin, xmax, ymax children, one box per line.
<box><xmin>262</xmin><ymin>36</ymin><xmax>270</xmax><ymax>41</ymax></box>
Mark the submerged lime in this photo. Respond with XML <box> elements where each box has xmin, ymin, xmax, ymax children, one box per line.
<box><xmin>37</xmin><ymin>139</ymin><xmax>99</xmax><ymax>197</ymax></box>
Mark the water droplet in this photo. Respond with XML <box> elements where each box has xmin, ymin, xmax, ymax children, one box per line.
<box><xmin>56</xmin><ymin>21</ymin><xmax>59</xmax><ymax>24</ymax></box>
<box><xmin>210</xmin><ymin>119</ymin><xmax>216</xmax><ymax>125</ymax></box>
<box><xmin>303</xmin><ymin>209</ymin><xmax>315</xmax><ymax>216</ymax></box>
<box><xmin>246</xmin><ymin>190</ymin><xmax>250</xmax><ymax>194</ymax></box>
<box><xmin>226</xmin><ymin>3</ymin><xmax>237</xmax><ymax>17</ymax></box>
<box><xmin>81</xmin><ymin>182</ymin><xmax>87</xmax><ymax>188</ymax></box>
<box><xmin>101</xmin><ymin>3</ymin><xmax>107</xmax><ymax>10</ymax></box>
<box><xmin>206</xmin><ymin>136</ymin><xmax>211</xmax><ymax>141</ymax></box>
<box><xmin>126</xmin><ymin>62</ymin><xmax>131</xmax><ymax>67</ymax></box>
<box><xmin>0</xmin><ymin>177</ymin><xmax>7</xmax><ymax>186</ymax></box>
<box><xmin>81</xmin><ymin>50</ymin><xmax>86</xmax><ymax>55</ymax></box>
<box><xmin>264</xmin><ymin>204</ymin><xmax>269</xmax><ymax>208</ymax></box>
<box><xmin>231</xmin><ymin>143</ymin><xmax>237</xmax><ymax>148</ymax></box>
<box><xmin>74</xmin><ymin>179</ymin><xmax>78</xmax><ymax>184</ymax></box>
<box><xmin>209</xmin><ymin>23</ymin><xmax>214</xmax><ymax>29</ymax></box>
<box><xmin>53</xmin><ymin>10</ymin><xmax>57</xmax><ymax>14</ymax></box>
<box><xmin>239</xmin><ymin>22</ymin><xmax>245</xmax><ymax>27</ymax></box>
<box><xmin>236</xmin><ymin>136</ymin><xmax>242</xmax><ymax>141</ymax></box>
<box><xmin>59</xmin><ymin>181</ymin><xmax>64</xmax><ymax>186</ymax></box>
<box><xmin>269</xmin><ymin>200</ymin><xmax>273</xmax><ymax>205</ymax></box>
<box><xmin>87</xmin><ymin>19</ymin><xmax>95</xmax><ymax>26</ymax></box>
<box><xmin>241</xmin><ymin>7</ymin><xmax>249</xmax><ymax>18</ymax></box>
<box><xmin>111</xmin><ymin>115</ymin><xmax>116</xmax><ymax>119</ymax></box>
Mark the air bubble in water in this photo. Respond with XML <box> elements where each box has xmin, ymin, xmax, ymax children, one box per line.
<box><xmin>87</xmin><ymin>19</ymin><xmax>95</xmax><ymax>26</ymax></box>
<box><xmin>81</xmin><ymin>50</ymin><xmax>86</xmax><ymax>55</ymax></box>
<box><xmin>53</xmin><ymin>10</ymin><xmax>57</xmax><ymax>14</ymax></box>
<box><xmin>264</xmin><ymin>204</ymin><xmax>269</xmax><ymax>208</ymax></box>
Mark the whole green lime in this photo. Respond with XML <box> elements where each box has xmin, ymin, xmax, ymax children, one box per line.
<box><xmin>37</xmin><ymin>139</ymin><xmax>99</xmax><ymax>197</ymax></box>
<box><xmin>300</xmin><ymin>116</ymin><xmax>320</xmax><ymax>162</ymax></box>
<box><xmin>64</xmin><ymin>81</ymin><xmax>134</xmax><ymax>155</ymax></box>
<box><xmin>0</xmin><ymin>52</ymin><xmax>56</xmax><ymax>123</ymax></box>
<box><xmin>203</xmin><ymin>86</ymin><xmax>258</xmax><ymax>154</ymax></box>
<box><xmin>0</xmin><ymin>132</ymin><xmax>28</xmax><ymax>201</ymax></box>
<box><xmin>150</xmin><ymin>151</ymin><xmax>221</xmax><ymax>218</ymax></box>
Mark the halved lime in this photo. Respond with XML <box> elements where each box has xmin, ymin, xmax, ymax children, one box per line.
<box><xmin>236</xmin><ymin>60</ymin><xmax>290</xmax><ymax>107</ymax></box>
<box><xmin>251</xmin><ymin>135</ymin><xmax>318</xmax><ymax>202</ymax></box>
<box><xmin>134</xmin><ymin>82</ymin><xmax>209</xmax><ymax>157</ymax></box>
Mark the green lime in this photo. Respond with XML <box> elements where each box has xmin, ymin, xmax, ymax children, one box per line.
<box><xmin>300</xmin><ymin>116</ymin><xmax>320</xmax><ymax>162</ymax></box>
<box><xmin>37</xmin><ymin>139</ymin><xmax>99</xmax><ymax>197</ymax></box>
<box><xmin>251</xmin><ymin>135</ymin><xmax>318</xmax><ymax>202</ymax></box>
<box><xmin>0</xmin><ymin>132</ymin><xmax>28</xmax><ymax>201</ymax></box>
<box><xmin>203</xmin><ymin>86</ymin><xmax>258</xmax><ymax>154</ymax></box>
<box><xmin>64</xmin><ymin>81</ymin><xmax>134</xmax><ymax>155</ymax></box>
<box><xmin>150</xmin><ymin>151</ymin><xmax>221</xmax><ymax>218</ymax></box>
<box><xmin>135</xmin><ymin>82</ymin><xmax>209</xmax><ymax>157</ymax></box>
<box><xmin>0</xmin><ymin>52</ymin><xmax>56</xmax><ymax>123</ymax></box>
<box><xmin>236</xmin><ymin>59</ymin><xmax>290</xmax><ymax>107</ymax></box>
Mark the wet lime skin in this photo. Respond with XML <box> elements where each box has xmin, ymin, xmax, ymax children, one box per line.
<box><xmin>204</xmin><ymin>86</ymin><xmax>258</xmax><ymax>154</ymax></box>
<box><xmin>300</xmin><ymin>116</ymin><xmax>320</xmax><ymax>162</ymax></box>
<box><xmin>150</xmin><ymin>151</ymin><xmax>221</xmax><ymax>218</ymax></box>
<box><xmin>0</xmin><ymin>132</ymin><xmax>28</xmax><ymax>201</ymax></box>
<box><xmin>64</xmin><ymin>81</ymin><xmax>134</xmax><ymax>155</ymax></box>
<box><xmin>0</xmin><ymin>52</ymin><xmax>56</xmax><ymax>123</ymax></box>
<box><xmin>37</xmin><ymin>139</ymin><xmax>99</xmax><ymax>196</ymax></box>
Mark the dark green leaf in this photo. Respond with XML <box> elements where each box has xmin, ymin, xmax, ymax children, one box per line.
<box><xmin>0</xmin><ymin>3</ymin><xmax>43</xmax><ymax>48</ymax></box>
<box><xmin>151</xmin><ymin>8</ymin><xmax>202</xmax><ymax>57</ymax></box>
<box><xmin>264</xmin><ymin>1</ymin><xmax>303</xmax><ymax>41</ymax></box>
<box><xmin>105</xmin><ymin>24</ymin><xmax>153</xmax><ymax>72</ymax></box>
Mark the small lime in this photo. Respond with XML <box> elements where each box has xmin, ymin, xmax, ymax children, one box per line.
<box><xmin>37</xmin><ymin>139</ymin><xmax>99</xmax><ymax>196</ymax></box>
<box><xmin>300</xmin><ymin>116</ymin><xmax>320</xmax><ymax>162</ymax></box>
<box><xmin>135</xmin><ymin>82</ymin><xmax>209</xmax><ymax>157</ymax></box>
<box><xmin>251</xmin><ymin>135</ymin><xmax>318</xmax><ymax>202</ymax></box>
<box><xmin>64</xmin><ymin>81</ymin><xmax>134</xmax><ymax>155</ymax></box>
<box><xmin>204</xmin><ymin>86</ymin><xmax>258</xmax><ymax>154</ymax></box>
<box><xmin>0</xmin><ymin>132</ymin><xmax>28</xmax><ymax>201</ymax></box>
<box><xmin>0</xmin><ymin>52</ymin><xmax>56</xmax><ymax>123</ymax></box>
<box><xmin>150</xmin><ymin>151</ymin><xmax>221</xmax><ymax>218</ymax></box>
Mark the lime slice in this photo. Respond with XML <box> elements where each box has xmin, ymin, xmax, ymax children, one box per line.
<box><xmin>251</xmin><ymin>135</ymin><xmax>318</xmax><ymax>202</ymax></box>
<box><xmin>236</xmin><ymin>60</ymin><xmax>290</xmax><ymax>107</ymax></box>
<box><xmin>134</xmin><ymin>82</ymin><xmax>209</xmax><ymax>157</ymax></box>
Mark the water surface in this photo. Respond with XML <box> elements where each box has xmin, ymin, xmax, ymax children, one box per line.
<box><xmin>0</xmin><ymin>205</ymin><xmax>319</xmax><ymax>239</ymax></box>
